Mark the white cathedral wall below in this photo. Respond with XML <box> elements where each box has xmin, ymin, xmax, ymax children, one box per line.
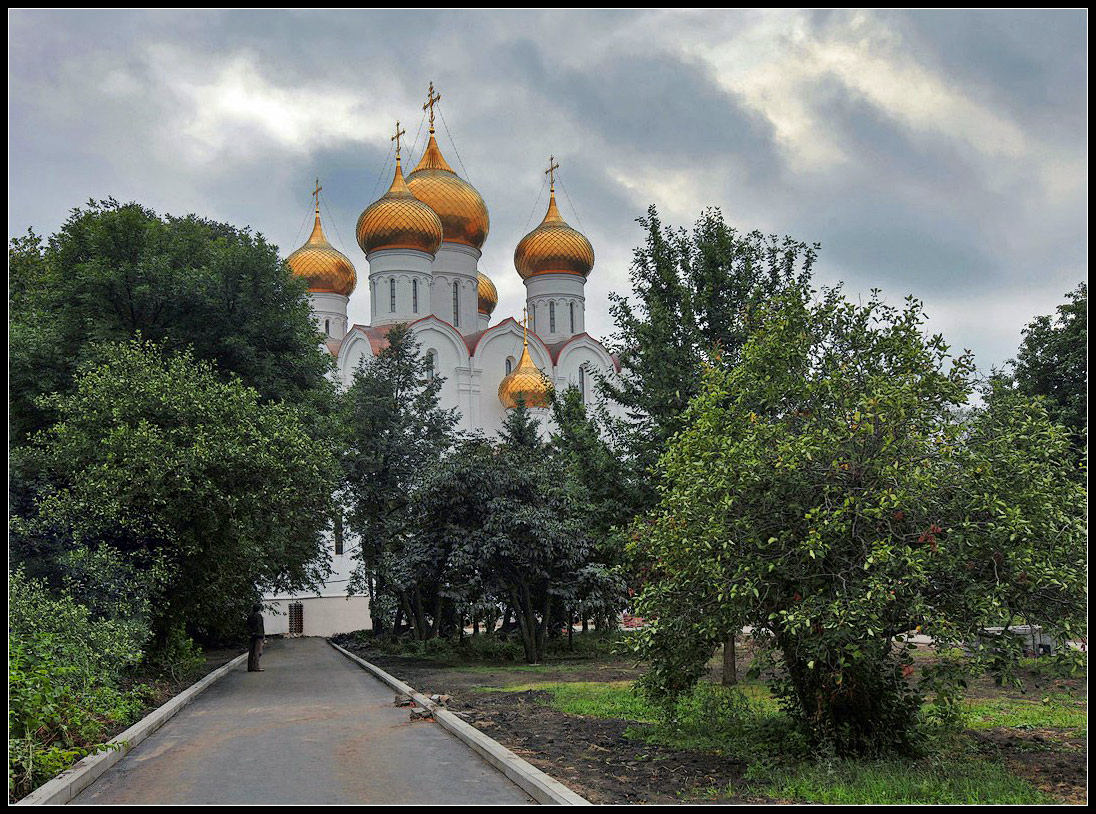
<box><xmin>309</xmin><ymin>292</ymin><xmax>349</xmax><ymax>340</ymax></box>
<box><xmin>525</xmin><ymin>273</ymin><xmax>586</xmax><ymax>343</ymax></box>
<box><xmin>367</xmin><ymin>248</ymin><xmax>434</xmax><ymax>325</ymax></box>
<box><xmin>430</xmin><ymin>243</ymin><xmax>480</xmax><ymax>333</ymax></box>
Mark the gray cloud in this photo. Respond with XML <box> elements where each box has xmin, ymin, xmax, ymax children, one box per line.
<box><xmin>8</xmin><ymin>9</ymin><xmax>1087</xmax><ymax>373</ymax></box>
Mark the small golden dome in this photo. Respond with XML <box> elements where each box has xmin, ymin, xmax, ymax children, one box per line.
<box><xmin>287</xmin><ymin>208</ymin><xmax>357</xmax><ymax>296</ymax></box>
<box><xmin>498</xmin><ymin>339</ymin><xmax>552</xmax><ymax>409</ymax></box>
<box><xmin>406</xmin><ymin>133</ymin><xmax>490</xmax><ymax>249</ymax></box>
<box><xmin>478</xmin><ymin>271</ymin><xmax>498</xmax><ymax>316</ymax></box>
<box><xmin>356</xmin><ymin>159</ymin><xmax>444</xmax><ymax>256</ymax></box>
<box><xmin>514</xmin><ymin>188</ymin><xmax>594</xmax><ymax>280</ymax></box>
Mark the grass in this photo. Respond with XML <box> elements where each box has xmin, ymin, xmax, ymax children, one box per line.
<box><xmin>745</xmin><ymin>757</ymin><xmax>1055</xmax><ymax>804</ymax></box>
<box><xmin>477</xmin><ymin>680</ymin><xmax>660</xmax><ymax>722</ymax></box>
<box><xmin>963</xmin><ymin>694</ymin><xmax>1086</xmax><ymax>734</ymax></box>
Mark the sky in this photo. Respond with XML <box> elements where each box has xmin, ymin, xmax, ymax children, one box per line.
<box><xmin>8</xmin><ymin>9</ymin><xmax>1088</xmax><ymax>373</ymax></box>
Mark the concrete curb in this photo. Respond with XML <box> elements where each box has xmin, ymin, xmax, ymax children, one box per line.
<box><xmin>329</xmin><ymin>641</ymin><xmax>592</xmax><ymax>806</ymax></box>
<box><xmin>16</xmin><ymin>651</ymin><xmax>249</xmax><ymax>806</ymax></box>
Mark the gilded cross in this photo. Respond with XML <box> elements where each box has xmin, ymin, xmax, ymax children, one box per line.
<box><xmin>545</xmin><ymin>155</ymin><xmax>560</xmax><ymax>190</ymax></box>
<box><xmin>521</xmin><ymin>306</ymin><xmax>530</xmax><ymax>345</ymax></box>
<box><xmin>423</xmin><ymin>81</ymin><xmax>442</xmax><ymax>132</ymax></box>
<box><xmin>312</xmin><ymin>178</ymin><xmax>322</xmax><ymax>211</ymax></box>
<box><xmin>391</xmin><ymin>120</ymin><xmax>407</xmax><ymax>160</ymax></box>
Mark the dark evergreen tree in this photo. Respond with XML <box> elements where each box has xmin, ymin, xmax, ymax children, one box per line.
<box><xmin>341</xmin><ymin>323</ymin><xmax>459</xmax><ymax>634</ymax></box>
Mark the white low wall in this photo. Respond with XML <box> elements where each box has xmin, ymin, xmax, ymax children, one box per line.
<box><xmin>263</xmin><ymin>596</ymin><xmax>371</xmax><ymax>637</ymax></box>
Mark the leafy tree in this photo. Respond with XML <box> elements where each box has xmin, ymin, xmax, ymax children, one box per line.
<box><xmin>9</xmin><ymin>198</ymin><xmax>335</xmax><ymax>443</ymax></box>
<box><xmin>549</xmin><ymin>386</ymin><xmax>634</xmax><ymax>629</ymax></box>
<box><xmin>341</xmin><ymin>323</ymin><xmax>459</xmax><ymax>633</ymax></box>
<box><xmin>601</xmin><ymin>206</ymin><xmax>817</xmax><ymax>505</ymax></box>
<box><xmin>633</xmin><ymin>289</ymin><xmax>1086</xmax><ymax>756</ymax></box>
<box><xmin>1009</xmin><ymin>283</ymin><xmax>1087</xmax><ymax>442</ymax></box>
<box><xmin>12</xmin><ymin>338</ymin><xmax>338</xmax><ymax>645</ymax></box>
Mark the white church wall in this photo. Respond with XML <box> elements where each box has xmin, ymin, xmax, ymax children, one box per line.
<box><xmin>410</xmin><ymin>318</ymin><xmax>474</xmax><ymax>431</ymax></box>
<box><xmin>309</xmin><ymin>291</ymin><xmax>349</xmax><ymax>340</ymax></box>
<box><xmin>524</xmin><ymin>272</ymin><xmax>586</xmax><ymax>343</ymax></box>
<box><xmin>367</xmin><ymin>248</ymin><xmax>434</xmax><ymax>326</ymax></box>
<box><xmin>431</xmin><ymin>243</ymin><xmax>481</xmax><ymax>333</ymax></box>
<box><xmin>262</xmin><ymin>596</ymin><xmax>371</xmax><ymax>637</ymax></box>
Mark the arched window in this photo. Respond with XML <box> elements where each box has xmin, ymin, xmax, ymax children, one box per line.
<box><xmin>333</xmin><ymin>512</ymin><xmax>344</xmax><ymax>555</ymax></box>
<box><xmin>550</xmin><ymin>301</ymin><xmax>556</xmax><ymax>333</ymax></box>
<box><xmin>452</xmin><ymin>281</ymin><xmax>460</xmax><ymax>327</ymax></box>
<box><xmin>426</xmin><ymin>350</ymin><xmax>437</xmax><ymax>380</ymax></box>
<box><xmin>569</xmin><ymin>302</ymin><xmax>575</xmax><ymax>334</ymax></box>
<box><xmin>389</xmin><ymin>278</ymin><xmax>396</xmax><ymax>313</ymax></box>
<box><xmin>579</xmin><ymin>365</ymin><xmax>586</xmax><ymax>401</ymax></box>
<box><xmin>412</xmin><ymin>279</ymin><xmax>419</xmax><ymax>313</ymax></box>
<box><xmin>505</xmin><ymin>357</ymin><xmax>513</xmax><ymax>375</ymax></box>
<box><xmin>370</xmin><ymin>280</ymin><xmax>376</xmax><ymax>314</ymax></box>
<box><xmin>325</xmin><ymin>318</ymin><xmax>330</xmax><ymax>335</ymax></box>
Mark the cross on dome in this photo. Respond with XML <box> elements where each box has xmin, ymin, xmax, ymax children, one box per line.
<box><xmin>391</xmin><ymin>120</ymin><xmax>407</xmax><ymax>161</ymax></box>
<box><xmin>423</xmin><ymin>81</ymin><xmax>442</xmax><ymax>134</ymax></box>
<box><xmin>545</xmin><ymin>156</ymin><xmax>560</xmax><ymax>191</ymax></box>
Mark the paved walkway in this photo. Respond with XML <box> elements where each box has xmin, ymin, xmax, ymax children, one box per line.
<box><xmin>72</xmin><ymin>638</ymin><xmax>534</xmax><ymax>804</ymax></box>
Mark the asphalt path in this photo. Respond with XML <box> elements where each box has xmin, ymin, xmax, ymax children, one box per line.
<box><xmin>72</xmin><ymin>637</ymin><xmax>535</xmax><ymax>804</ymax></box>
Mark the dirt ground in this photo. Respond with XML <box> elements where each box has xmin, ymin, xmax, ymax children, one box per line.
<box><xmin>342</xmin><ymin>641</ymin><xmax>1087</xmax><ymax>805</ymax></box>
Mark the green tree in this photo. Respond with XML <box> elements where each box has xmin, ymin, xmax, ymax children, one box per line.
<box><xmin>549</xmin><ymin>386</ymin><xmax>634</xmax><ymax>630</ymax></box>
<box><xmin>601</xmin><ymin>206</ymin><xmax>817</xmax><ymax>505</ymax></box>
<box><xmin>9</xmin><ymin>198</ymin><xmax>335</xmax><ymax>443</ymax></box>
<box><xmin>341</xmin><ymin>324</ymin><xmax>459</xmax><ymax>634</ymax></box>
<box><xmin>1009</xmin><ymin>283</ymin><xmax>1087</xmax><ymax>442</ymax></box>
<box><xmin>633</xmin><ymin>289</ymin><xmax>1086</xmax><ymax>756</ymax></box>
<box><xmin>12</xmin><ymin>339</ymin><xmax>337</xmax><ymax>645</ymax></box>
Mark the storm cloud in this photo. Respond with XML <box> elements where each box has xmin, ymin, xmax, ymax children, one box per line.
<box><xmin>8</xmin><ymin>9</ymin><xmax>1087</xmax><ymax>371</ymax></box>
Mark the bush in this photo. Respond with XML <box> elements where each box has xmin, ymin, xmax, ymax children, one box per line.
<box><xmin>7</xmin><ymin>570</ymin><xmax>152</xmax><ymax>801</ymax></box>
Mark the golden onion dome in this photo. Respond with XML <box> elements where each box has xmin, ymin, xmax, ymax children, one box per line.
<box><xmin>356</xmin><ymin>158</ymin><xmax>444</xmax><ymax>257</ymax></box>
<box><xmin>287</xmin><ymin>207</ymin><xmax>357</xmax><ymax>296</ymax></box>
<box><xmin>477</xmin><ymin>271</ymin><xmax>498</xmax><ymax>316</ymax></box>
<box><xmin>514</xmin><ymin>187</ymin><xmax>594</xmax><ymax>280</ymax></box>
<box><xmin>406</xmin><ymin>133</ymin><xmax>490</xmax><ymax>249</ymax></box>
<box><xmin>498</xmin><ymin>337</ymin><xmax>552</xmax><ymax>409</ymax></box>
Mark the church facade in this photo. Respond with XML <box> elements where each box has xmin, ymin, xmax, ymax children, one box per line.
<box><xmin>262</xmin><ymin>89</ymin><xmax>620</xmax><ymax>636</ymax></box>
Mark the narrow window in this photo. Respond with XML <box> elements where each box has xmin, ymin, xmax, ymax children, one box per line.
<box><xmin>325</xmin><ymin>318</ymin><xmax>330</xmax><ymax>335</ymax></box>
<box><xmin>412</xmin><ymin>279</ymin><xmax>419</xmax><ymax>313</ymax></box>
<box><xmin>452</xmin><ymin>281</ymin><xmax>460</xmax><ymax>327</ymax></box>
<box><xmin>390</xmin><ymin>278</ymin><xmax>396</xmax><ymax>313</ymax></box>
<box><xmin>570</xmin><ymin>302</ymin><xmax>575</xmax><ymax>334</ymax></box>
<box><xmin>334</xmin><ymin>513</ymin><xmax>344</xmax><ymax>555</ymax></box>
<box><xmin>427</xmin><ymin>351</ymin><xmax>436</xmax><ymax>380</ymax></box>
<box><xmin>579</xmin><ymin>366</ymin><xmax>586</xmax><ymax>401</ymax></box>
<box><xmin>505</xmin><ymin>357</ymin><xmax>513</xmax><ymax>375</ymax></box>
<box><xmin>550</xmin><ymin>301</ymin><xmax>556</xmax><ymax>333</ymax></box>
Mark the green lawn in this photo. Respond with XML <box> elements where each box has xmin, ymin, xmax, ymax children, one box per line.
<box><xmin>747</xmin><ymin>758</ymin><xmax>1054</xmax><ymax>804</ymax></box>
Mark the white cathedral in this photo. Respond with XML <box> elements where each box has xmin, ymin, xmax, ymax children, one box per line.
<box><xmin>262</xmin><ymin>88</ymin><xmax>621</xmax><ymax>636</ymax></box>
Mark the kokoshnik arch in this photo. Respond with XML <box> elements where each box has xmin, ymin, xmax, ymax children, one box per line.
<box><xmin>265</xmin><ymin>83</ymin><xmax>622</xmax><ymax>636</ymax></box>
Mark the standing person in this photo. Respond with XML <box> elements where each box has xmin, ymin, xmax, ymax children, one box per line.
<box><xmin>247</xmin><ymin>603</ymin><xmax>266</xmax><ymax>672</ymax></box>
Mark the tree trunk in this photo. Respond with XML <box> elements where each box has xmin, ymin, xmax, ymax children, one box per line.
<box><xmin>722</xmin><ymin>634</ymin><xmax>737</xmax><ymax>686</ymax></box>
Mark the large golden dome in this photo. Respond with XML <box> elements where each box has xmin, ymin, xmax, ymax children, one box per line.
<box><xmin>356</xmin><ymin>158</ymin><xmax>444</xmax><ymax>256</ymax></box>
<box><xmin>406</xmin><ymin>133</ymin><xmax>489</xmax><ymax>249</ymax></box>
<box><xmin>287</xmin><ymin>208</ymin><xmax>357</xmax><ymax>296</ymax></box>
<box><xmin>478</xmin><ymin>271</ymin><xmax>498</xmax><ymax>316</ymax></box>
<box><xmin>514</xmin><ymin>188</ymin><xmax>594</xmax><ymax>280</ymax></box>
<box><xmin>498</xmin><ymin>338</ymin><xmax>552</xmax><ymax>409</ymax></box>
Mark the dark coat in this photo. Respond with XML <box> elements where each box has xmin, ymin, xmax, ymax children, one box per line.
<box><xmin>247</xmin><ymin>610</ymin><xmax>265</xmax><ymax>638</ymax></box>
